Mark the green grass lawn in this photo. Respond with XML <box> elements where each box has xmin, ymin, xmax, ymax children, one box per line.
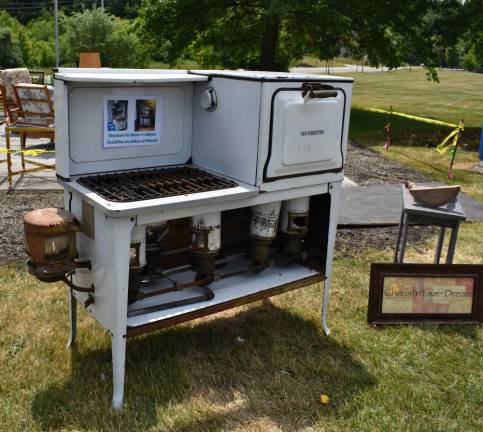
<box><xmin>343</xmin><ymin>69</ymin><xmax>483</xmax><ymax>128</ymax></box>
<box><xmin>0</xmin><ymin>222</ymin><xmax>481</xmax><ymax>431</ymax></box>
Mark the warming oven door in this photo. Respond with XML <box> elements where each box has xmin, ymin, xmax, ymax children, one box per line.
<box><xmin>263</xmin><ymin>84</ymin><xmax>347</xmax><ymax>181</ymax></box>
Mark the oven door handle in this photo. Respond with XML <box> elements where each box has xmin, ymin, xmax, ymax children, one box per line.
<box><xmin>303</xmin><ymin>89</ymin><xmax>338</xmax><ymax>102</ymax></box>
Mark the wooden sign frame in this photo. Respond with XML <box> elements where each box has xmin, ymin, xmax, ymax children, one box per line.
<box><xmin>368</xmin><ymin>264</ymin><xmax>483</xmax><ymax>325</ymax></box>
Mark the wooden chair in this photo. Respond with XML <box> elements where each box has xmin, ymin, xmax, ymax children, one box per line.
<box><xmin>0</xmin><ymin>79</ymin><xmax>22</xmax><ymax>124</ymax></box>
<box><xmin>13</xmin><ymin>83</ymin><xmax>55</xmax><ymax>128</ymax></box>
<box><xmin>0</xmin><ymin>68</ymin><xmax>31</xmax><ymax>124</ymax></box>
<box><xmin>3</xmin><ymin>83</ymin><xmax>55</xmax><ymax>185</ymax></box>
<box><xmin>29</xmin><ymin>70</ymin><xmax>45</xmax><ymax>85</ymax></box>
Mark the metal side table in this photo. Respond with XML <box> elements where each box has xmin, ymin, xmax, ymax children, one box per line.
<box><xmin>394</xmin><ymin>185</ymin><xmax>466</xmax><ymax>264</ymax></box>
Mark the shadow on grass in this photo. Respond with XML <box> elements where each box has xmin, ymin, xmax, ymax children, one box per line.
<box><xmin>31</xmin><ymin>303</ymin><xmax>376</xmax><ymax>431</ymax></box>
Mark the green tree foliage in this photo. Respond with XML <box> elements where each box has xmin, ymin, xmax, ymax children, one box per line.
<box><xmin>0</xmin><ymin>0</ymin><xmax>52</xmax><ymax>24</ymax></box>
<box><xmin>61</xmin><ymin>8</ymin><xmax>148</xmax><ymax>67</ymax></box>
<box><xmin>138</xmin><ymin>0</ymin><xmax>435</xmax><ymax>71</ymax></box>
<box><xmin>25</xmin><ymin>12</ymin><xmax>58</xmax><ymax>68</ymax></box>
<box><xmin>106</xmin><ymin>0</ymin><xmax>144</xmax><ymax>18</ymax></box>
<box><xmin>0</xmin><ymin>26</ymin><xmax>23</xmax><ymax>68</ymax></box>
<box><xmin>0</xmin><ymin>10</ymin><xmax>29</xmax><ymax>67</ymax></box>
<box><xmin>461</xmin><ymin>0</ymin><xmax>483</xmax><ymax>71</ymax></box>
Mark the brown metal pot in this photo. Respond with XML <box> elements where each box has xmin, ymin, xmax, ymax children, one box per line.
<box><xmin>24</xmin><ymin>208</ymin><xmax>81</xmax><ymax>282</ymax></box>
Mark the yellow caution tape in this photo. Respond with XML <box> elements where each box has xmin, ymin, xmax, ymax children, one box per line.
<box><xmin>361</xmin><ymin>107</ymin><xmax>459</xmax><ymax>128</ymax></box>
<box><xmin>360</xmin><ymin>107</ymin><xmax>464</xmax><ymax>157</ymax></box>
<box><xmin>0</xmin><ymin>148</ymin><xmax>55</xmax><ymax>156</ymax></box>
<box><xmin>436</xmin><ymin>121</ymin><xmax>464</xmax><ymax>155</ymax></box>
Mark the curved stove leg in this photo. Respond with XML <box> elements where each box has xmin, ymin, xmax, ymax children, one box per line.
<box><xmin>66</xmin><ymin>289</ymin><xmax>77</xmax><ymax>348</ymax></box>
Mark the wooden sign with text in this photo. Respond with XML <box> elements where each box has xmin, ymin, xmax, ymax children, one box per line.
<box><xmin>368</xmin><ymin>264</ymin><xmax>483</xmax><ymax>325</ymax></box>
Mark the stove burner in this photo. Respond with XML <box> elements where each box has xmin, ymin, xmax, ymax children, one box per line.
<box><xmin>77</xmin><ymin>166</ymin><xmax>238</xmax><ymax>203</ymax></box>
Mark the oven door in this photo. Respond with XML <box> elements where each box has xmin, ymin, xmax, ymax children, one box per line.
<box><xmin>263</xmin><ymin>85</ymin><xmax>346</xmax><ymax>181</ymax></box>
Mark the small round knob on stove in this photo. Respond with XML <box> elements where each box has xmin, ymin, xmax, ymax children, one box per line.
<box><xmin>200</xmin><ymin>88</ymin><xmax>217</xmax><ymax>111</ymax></box>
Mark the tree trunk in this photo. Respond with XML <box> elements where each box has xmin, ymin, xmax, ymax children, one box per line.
<box><xmin>259</xmin><ymin>16</ymin><xmax>280</xmax><ymax>71</ymax></box>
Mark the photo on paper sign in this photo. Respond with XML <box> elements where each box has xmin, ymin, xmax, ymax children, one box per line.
<box><xmin>135</xmin><ymin>99</ymin><xmax>156</xmax><ymax>132</ymax></box>
<box><xmin>106</xmin><ymin>100</ymin><xmax>128</xmax><ymax>131</ymax></box>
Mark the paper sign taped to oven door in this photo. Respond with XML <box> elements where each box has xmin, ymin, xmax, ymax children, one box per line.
<box><xmin>104</xmin><ymin>96</ymin><xmax>161</xmax><ymax>147</ymax></box>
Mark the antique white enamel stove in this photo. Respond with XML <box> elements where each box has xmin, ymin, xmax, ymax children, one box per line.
<box><xmin>25</xmin><ymin>68</ymin><xmax>353</xmax><ymax>408</ymax></box>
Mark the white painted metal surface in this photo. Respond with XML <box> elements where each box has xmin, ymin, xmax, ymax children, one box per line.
<box><xmin>127</xmin><ymin>260</ymin><xmax>318</xmax><ymax>328</ymax></box>
<box><xmin>255</xmin><ymin>80</ymin><xmax>352</xmax><ymax>188</ymax></box>
<box><xmin>190</xmin><ymin>70</ymin><xmax>349</xmax><ymax>81</ymax></box>
<box><xmin>130</xmin><ymin>225</ymin><xmax>146</xmax><ymax>267</ymax></box>
<box><xmin>266</xmin><ymin>91</ymin><xmax>344</xmax><ymax>179</ymax></box>
<box><xmin>191</xmin><ymin>73</ymin><xmax>353</xmax><ymax>188</ymax></box>
<box><xmin>192</xmin><ymin>78</ymin><xmax>262</xmax><ymax>185</ymax></box>
<box><xmin>55</xmin><ymin>68</ymin><xmax>208</xmax><ymax>83</ymax></box>
<box><xmin>60</xmin><ymin>84</ymin><xmax>194</xmax><ymax>176</ymax></box>
<box><xmin>250</xmin><ymin>202</ymin><xmax>281</xmax><ymax>239</ymax></box>
<box><xmin>190</xmin><ymin>212</ymin><xmax>221</xmax><ymax>252</ymax></box>
<box><xmin>280</xmin><ymin>197</ymin><xmax>310</xmax><ymax>234</ymax></box>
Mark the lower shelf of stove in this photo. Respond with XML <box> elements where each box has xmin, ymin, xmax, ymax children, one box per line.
<box><xmin>126</xmin><ymin>262</ymin><xmax>323</xmax><ymax>337</ymax></box>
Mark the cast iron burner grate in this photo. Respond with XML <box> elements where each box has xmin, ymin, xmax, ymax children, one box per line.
<box><xmin>77</xmin><ymin>166</ymin><xmax>238</xmax><ymax>203</ymax></box>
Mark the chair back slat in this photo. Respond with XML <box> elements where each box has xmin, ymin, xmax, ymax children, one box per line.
<box><xmin>0</xmin><ymin>80</ymin><xmax>21</xmax><ymax>123</ymax></box>
<box><xmin>13</xmin><ymin>83</ymin><xmax>54</xmax><ymax>125</ymax></box>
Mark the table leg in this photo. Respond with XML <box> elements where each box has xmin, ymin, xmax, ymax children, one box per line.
<box><xmin>434</xmin><ymin>227</ymin><xmax>445</xmax><ymax>264</ymax></box>
<box><xmin>398</xmin><ymin>213</ymin><xmax>410</xmax><ymax>263</ymax></box>
<box><xmin>5</xmin><ymin>128</ymin><xmax>12</xmax><ymax>186</ymax></box>
<box><xmin>20</xmin><ymin>133</ymin><xmax>26</xmax><ymax>171</ymax></box>
<box><xmin>394</xmin><ymin>210</ymin><xmax>405</xmax><ymax>263</ymax></box>
<box><xmin>446</xmin><ymin>223</ymin><xmax>459</xmax><ymax>264</ymax></box>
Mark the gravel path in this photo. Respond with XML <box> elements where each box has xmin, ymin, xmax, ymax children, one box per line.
<box><xmin>0</xmin><ymin>142</ymin><xmax>433</xmax><ymax>264</ymax></box>
<box><xmin>0</xmin><ymin>191</ymin><xmax>63</xmax><ymax>265</ymax></box>
<box><xmin>344</xmin><ymin>140</ymin><xmax>428</xmax><ymax>185</ymax></box>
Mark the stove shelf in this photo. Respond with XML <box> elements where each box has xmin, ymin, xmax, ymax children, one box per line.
<box><xmin>126</xmin><ymin>261</ymin><xmax>322</xmax><ymax>337</ymax></box>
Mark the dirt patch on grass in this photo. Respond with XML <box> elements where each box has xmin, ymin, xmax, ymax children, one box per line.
<box><xmin>344</xmin><ymin>140</ymin><xmax>428</xmax><ymax>185</ymax></box>
<box><xmin>0</xmin><ymin>191</ymin><xmax>63</xmax><ymax>265</ymax></box>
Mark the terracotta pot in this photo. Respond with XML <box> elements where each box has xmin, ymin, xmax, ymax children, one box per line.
<box><xmin>79</xmin><ymin>52</ymin><xmax>101</xmax><ymax>68</ymax></box>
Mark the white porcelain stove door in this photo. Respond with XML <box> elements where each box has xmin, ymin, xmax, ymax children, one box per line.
<box><xmin>265</xmin><ymin>89</ymin><xmax>345</xmax><ymax>180</ymax></box>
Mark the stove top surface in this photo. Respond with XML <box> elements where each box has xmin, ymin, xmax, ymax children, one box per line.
<box><xmin>77</xmin><ymin>166</ymin><xmax>238</xmax><ymax>203</ymax></box>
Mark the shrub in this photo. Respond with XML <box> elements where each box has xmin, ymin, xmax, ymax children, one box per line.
<box><xmin>61</xmin><ymin>8</ymin><xmax>148</xmax><ymax>68</ymax></box>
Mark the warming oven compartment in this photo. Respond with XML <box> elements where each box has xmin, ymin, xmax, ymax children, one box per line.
<box><xmin>264</xmin><ymin>85</ymin><xmax>345</xmax><ymax>181</ymax></box>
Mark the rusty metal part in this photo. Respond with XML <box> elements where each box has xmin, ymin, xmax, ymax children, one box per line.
<box><xmin>128</xmin><ymin>265</ymin><xmax>144</xmax><ymax>304</ymax></box>
<box><xmin>249</xmin><ymin>237</ymin><xmax>272</xmax><ymax>268</ymax></box>
<box><xmin>127</xmin><ymin>286</ymin><xmax>215</xmax><ymax>318</ymax></box>
<box><xmin>84</xmin><ymin>294</ymin><xmax>94</xmax><ymax>308</ymax></box>
<box><xmin>63</xmin><ymin>270</ymin><xmax>95</xmax><ymax>293</ymax></box>
<box><xmin>27</xmin><ymin>258</ymin><xmax>91</xmax><ymax>284</ymax></box>
<box><xmin>301</xmin><ymin>82</ymin><xmax>337</xmax><ymax>98</ymax></box>
<box><xmin>24</xmin><ymin>207</ymin><xmax>80</xmax><ymax>267</ymax></box>
<box><xmin>145</xmin><ymin>223</ymin><xmax>169</xmax><ymax>273</ymax></box>
<box><xmin>77</xmin><ymin>166</ymin><xmax>238</xmax><ymax>203</ymax></box>
<box><xmin>136</xmin><ymin>276</ymin><xmax>212</xmax><ymax>300</ymax></box>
